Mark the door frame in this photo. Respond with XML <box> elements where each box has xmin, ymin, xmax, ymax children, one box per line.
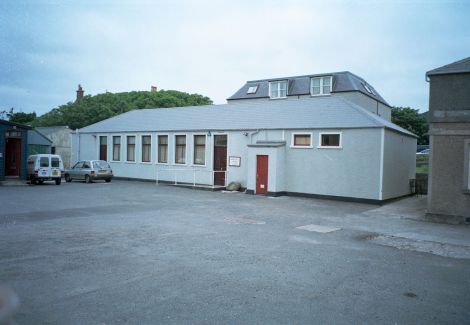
<box><xmin>4</xmin><ymin>137</ymin><xmax>22</xmax><ymax>177</ymax></box>
<box><xmin>212</xmin><ymin>133</ymin><xmax>228</xmax><ymax>186</ymax></box>
<box><xmin>256</xmin><ymin>155</ymin><xmax>269</xmax><ymax>194</ymax></box>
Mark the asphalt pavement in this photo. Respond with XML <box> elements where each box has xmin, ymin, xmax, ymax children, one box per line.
<box><xmin>1</xmin><ymin>180</ymin><xmax>469</xmax><ymax>324</ymax></box>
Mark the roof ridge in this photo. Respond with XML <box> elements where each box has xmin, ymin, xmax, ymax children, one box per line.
<box><xmin>246</xmin><ymin>71</ymin><xmax>351</xmax><ymax>83</ymax></box>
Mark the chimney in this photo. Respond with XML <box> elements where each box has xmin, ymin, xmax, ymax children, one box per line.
<box><xmin>76</xmin><ymin>84</ymin><xmax>84</xmax><ymax>101</ymax></box>
<box><xmin>151</xmin><ymin>85</ymin><xmax>157</xmax><ymax>92</ymax></box>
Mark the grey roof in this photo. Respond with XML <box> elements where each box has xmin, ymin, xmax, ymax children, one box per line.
<box><xmin>79</xmin><ymin>97</ymin><xmax>415</xmax><ymax>137</ymax></box>
<box><xmin>36</xmin><ymin>126</ymin><xmax>71</xmax><ymax>136</ymax></box>
<box><xmin>227</xmin><ymin>71</ymin><xmax>390</xmax><ymax>106</ymax></box>
<box><xmin>28</xmin><ymin>129</ymin><xmax>53</xmax><ymax>146</ymax></box>
<box><xmin>426</xmin><ymin>57</ymin><xmax>470</xmax><ymax>77</ymax></box>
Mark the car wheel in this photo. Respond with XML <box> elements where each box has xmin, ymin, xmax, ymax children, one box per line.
<box><xmin>85</xmin><ymin>175</ymin><xmax>91</xmax><ymax>184</ymax></box>
<box><xmin>65</xmin><ymin>174</ymin><xmax>72</xmax><ymax>183</ymax></box>
<box><xmin>55</xmin><ymin>178</ymin><xmax>61</xmax><ymax>185</ymax></box>
<box><xmin>105</xmin><ymin>178</ymin><xmax>111</xmax><ymax>183</ymax></box>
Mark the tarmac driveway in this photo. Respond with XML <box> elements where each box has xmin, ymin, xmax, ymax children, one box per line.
<box><xmin>1</xmin><ymin>180</ymin><xmax>469</xmax><ymax>324</ymax></box>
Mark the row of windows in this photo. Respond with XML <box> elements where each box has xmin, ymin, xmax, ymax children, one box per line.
<box><xmin>291</xmin><ymin>132</ymin><xmax>342</xmax><ymax>148</ymax></box>
<box><xmin>100</xmin><ymin>134</ymin><xmax>207</xmax><ymax>165</ymax></box>
<box><xmin>98</xmin><ymin>132</ymin><xmax>341</xmax><ymax>164</ymax></box>
<box><xmin>265</xmin><ymin>76</ymin><xmax>333</xmax><ymax>99</ymax></box>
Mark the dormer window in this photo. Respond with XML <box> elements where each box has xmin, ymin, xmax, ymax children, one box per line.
<box><xmin>247</xmin><ymin>85</ymin><xmax>258</xmax><ymax>94</ymax></box>
<box><xmin>363</xmin><ymin>83</ymin><xmax>375</xmax><ymax>95</ymax></box>
<box><xmin>311</xmin><ymin>76</ymin><xmax>332</xmax><ymax>96</ymax></box>
<box><xmin>269</xmin><ymin>80</ymin><xmax>287</xmax><ymax>99</ymax></box>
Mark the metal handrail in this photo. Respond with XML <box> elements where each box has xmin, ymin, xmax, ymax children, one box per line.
<box><xmin>156</xmin><ymin>168</ymin><xmax>227</xmax><ymax>188</ymax></box>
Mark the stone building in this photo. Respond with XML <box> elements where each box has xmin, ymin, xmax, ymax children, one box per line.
<box><xmin>426</xmin><ymin>57</ymin><xmax>470</xmax><ymax>223</ymax></box>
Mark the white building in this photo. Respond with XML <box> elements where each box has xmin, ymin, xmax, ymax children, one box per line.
<box><xmin>72</xmin><ymin>72</ymin><xmax>416</xmax><ymax>203</ymax></box>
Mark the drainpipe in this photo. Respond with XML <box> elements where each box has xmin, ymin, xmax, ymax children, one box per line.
<box><xmin>249</xmin><ymin>129</ymin><xmax>260</xmax><ymax>145</ymax></box>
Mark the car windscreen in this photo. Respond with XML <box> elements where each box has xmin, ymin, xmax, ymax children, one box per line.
<box><xmin>51</xmin><ymin>158</ymin><xmax>60</xmax><ymax>167</ymax></box>
<box><xmin>93</xmin><ymin>161</ymin><xmax>110</xmax><ymax>169</ymax></box>
<box><xmin>40</xmin><ymin>157</ymin><xmax>49</xmax><ymax>167</ymax></box>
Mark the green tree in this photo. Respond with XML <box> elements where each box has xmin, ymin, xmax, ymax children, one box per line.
<box><xmin>33</xmin><ymin>90</ymin><xmax>212</xmax><ymax>129</ymax></box>
<box><xmin>391</xmin><ymin>107</ymin><xmax>428</xmax><ymax>145</ymax></box>
<box><xmin>9</xmin><ymin>111</ymin><xmax>37</xmax><ymax>124</ymax></box>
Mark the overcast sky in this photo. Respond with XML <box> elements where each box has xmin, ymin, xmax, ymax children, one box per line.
<box><xmin>1</xmin><ymin>0</ymin><xmax>469</xmax><ymax>116</ymax></box>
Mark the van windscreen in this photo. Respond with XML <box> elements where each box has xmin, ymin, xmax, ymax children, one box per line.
<box><xmin>40</xmin><ymin>157</ymin><xmax>49</xmax><ymax>167</ymax></box>
<box><xmin>51</xmin><ymin>158</ymin><xmax>60</xmax><ymax>167</ymax></box>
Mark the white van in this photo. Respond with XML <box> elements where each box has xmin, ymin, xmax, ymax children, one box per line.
<box><xmin>27</xmin><ymin>154</ymin><xmax>64</xmax><ymax>185</ymax></box>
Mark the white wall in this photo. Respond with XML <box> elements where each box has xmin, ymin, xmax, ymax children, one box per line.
<box><xmin>283</xmin><ymin>128</ymin><xmax>382</xmax><ymax>200</ymax></box>
<box><xmin>381</xmin><ymin>129</ymin><xmax>417</xmax><ymax>200</ymax></box>
<box><xmin>332</xmin><ymin>92</ymin><xmax>391</xmax><ymax>121</ymax></box>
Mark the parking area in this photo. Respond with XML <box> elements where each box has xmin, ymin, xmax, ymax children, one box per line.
<box><xmin>1</xmin><ymin>180</ymin><xmax>470</xmax><ymax>324</ymax></box>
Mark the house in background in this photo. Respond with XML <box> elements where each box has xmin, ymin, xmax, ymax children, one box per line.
<box><xmin>227</xmin><ymin>71</ymin><xmax>392</xmax><ymax>121</ymax></box>
<box><xmin>72</xmin><ymin>71</ymin><xmax>416</xmax><ymax>203</ymax></box>
<box><xmin>0</xmin><ymin>119</ymin><xmax>30</xmax><ymax>181</ymax></box>
<box><xmin>36</xmin><ymin>126</ymin><xmax>72</xmax><ymax>168</ymax></box>
<box><xmin>28</xmin><ymin>129</ymin><xmax>52</xmax><ymax>155</ymax></box>
<box><xmin>426</xmin><ymin>57</ymin><xmax>470</xmax><ymax>223</ymax></box>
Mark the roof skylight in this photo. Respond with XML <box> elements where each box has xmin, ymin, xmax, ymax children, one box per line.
<box><xmin>247</xmin><ymin>85</ymin><xmax>258</xmax><ymax>94</ymax></box>
<box><xmin>363</xmin><ymin>83</ymin><xmax>375</xmax><ymax>95</ymax></box>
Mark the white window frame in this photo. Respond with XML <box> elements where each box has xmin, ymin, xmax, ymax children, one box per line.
<box><xmin>156</xmin><ymin>133</ymin><xmax>170</xmax><ymax>165</ymax></box>
<box><xmin>140</xmin><ymin>134</ymin><xmax>152</xmax><ymax>164</ymax></box>
<box><xmin>125</xmin><ymin>134</ymin><xmax>137</xmax><ymax>163</ymax></box>
<box><xmin>310</xmin><ymin>76</ymin><xmax>332</xmax><ymax>96</ymax></box>
<box><xmin>174</xmin><ymin>133</ymin><xmax>187</xmax><ymax>165</ymax></box>
<box><xmin>269</xmin><ymin>80</ymin><xmax>288</xmax><ymax>99</ymax></box>
<box><xmin>318</xmin><ymin>132</ymin><xmax>342</xmax><ymax>149</ymax></box>
<box><xmin>192</xmin><ymin>133</ymin><xmax>207</xmax><ymax>167</ymax></box>
<box><xmin>247</xmin><ymin>86</ymin><xmax>258</xmax><ymax>94</ymax></box>
<box><xmin>290</xmin><ymin>132</ymin><xmax>313</xmax><ymax>149</ymax></box>
<box><xmin>464</xmin><ymin>139</ymin><xmax>470</xmax><ymax>191</ymax></box>
<box><xmin>111</xmin><ymin>135</ymin><xmax>122</xmax><ymax>162</ymax></box>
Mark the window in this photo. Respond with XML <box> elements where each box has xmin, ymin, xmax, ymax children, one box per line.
<box><xmin>40</xmin><ymin>157</ymin><xmax>49</xmax><ymax>167</ymax></box>
<box><xmin>141</xmin><ymin>135</ymin><xmax>151</xmax><ymax>163</ymax></box>
<box><xmin>175</xmin><ymin>135</ymin><xmax>186</xmax><ymax>164</ymax></box>
<box><xmin>247</xmin><ymin>85</ymin><xmax>258</xmax><ymax>94</ymax></box>
<box><xmin>311</xmin><ymin>76</ymin><xmax>332</xmax><ymax>96</ymax></box>
<box><xmin>363</xmin><ymin>83</ymin><xmax>375</xmax><ymax>95</ymax></box>
<box><xmin>127</xmin><ymin>136</ymin><xmax>135</xmax><ymax>161</ymax></box>
<box><xmin>291</xmin><ymin>133</ymin><xmax>312</xmax><ymax>148</ymax></box>
<box><xmin>113</xmin><ymin>136</ymin><xmax>121</xmax><ymax>161</ymax></box>
<box><xmin>99</xmin><ymin>136</ymin><xmax>107</xmax><ymax>161</ymax></box>
<box><xmin>158</xmin><ymin>135</ymin><xmax>168</xmax><ymax>163</ymax></box>
<box><xmin>51</xmin><ymin>157</ymin><xmax>60</xmax><ymax>167</ymax></box>
<box><xmin>269</xmin><ymin>80</ymin><xmax>287</xmax><ymax>98</ymax></box>
<box><xmin>319</xmin><ymin>132</ymin><xmax>341</xmax><ymax>148</ymax></box>
<box><xmin>193</xmin><ymin>135</ymin><xmax>206</xmax><ymax>165</ymax></box>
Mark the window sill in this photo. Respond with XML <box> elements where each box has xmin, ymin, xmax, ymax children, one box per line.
<box><xmin>125</xmin><ymin>161</ymin><xmax>137</xmax><ymax>164</ymax></box>
<box><xmin>317</xmin><ymin>146</ymin><xmax>342</xmax><ymax>149</ymax></box>
<box><xmin>191</xmin><ymin>164</ymin><xmax>207</xmax><ymax>167</ymax></box>
<box><xmin>156</xmin><ymin>162</ymin><xmax>169</xmax><ymax>165</ymax></box>
<box><xmin>269</xmin><ymin>97</ymin><xmax>287</xmax><ymax>100</ymax></box>
<box><xmin>290</xmin><ymin>146</ymin><xmax>313</xmax><ymax>149</ymax></box>
<box><xmin>140</xmin><ymin>161</ymin><xmax>152</xmax><ymax>165</ymax></box>
<box><xmin>310</xmin><ymin>94</ymin><xmax>331</xmax><ymax>97</ymax></box>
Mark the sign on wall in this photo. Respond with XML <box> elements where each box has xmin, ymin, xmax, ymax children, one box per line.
<box><xmin>229</xmin><ymin>156</ymin><xmax>241</xmax><ymax>167</ymax></box>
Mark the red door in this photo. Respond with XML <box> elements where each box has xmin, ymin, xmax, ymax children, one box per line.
<box><xmin>213</xmin><ymin>135</ymin><xmax>227</xmax><ymax>186</ymax></box>
<box><xmin>5</xmin><ymin>138</ymin><xmax>22</xmax><ymax>176</ymax></box>
<box><xmin>256</xmin><ymin>155</ymin><xmax>268</xmax><ymax>194</ymax></box>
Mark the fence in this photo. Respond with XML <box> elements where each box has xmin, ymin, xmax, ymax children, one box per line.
<box><xmin>155</xmin><ymin>168</ymin><xmax>227</xmax><ymax>188</ymax></box>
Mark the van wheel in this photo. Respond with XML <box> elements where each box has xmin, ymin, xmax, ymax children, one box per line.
<box><xmin>29</xmin><ymin>176</ymin><xmax>36</xmax><ymax>185</ymax></box>
<box><xmin>85</xmin><ymin>175</ymin><xmax>91</xmax><ymax>183</ymax></box>
<box><xmin>38</xmin><ymin>180</ymin><xmax>44</xmax><ymax>185</ymax></box>
<box><xmin>65</xmin><ymin>175</ymin><xmax>72</xmax><ymax>183</ymax></box>
<box><xmin>105</xmin><ymin>178</ymin><xmax>111</xmax><ymax>183</ymax></box>
<box><xmin>55</xmin><ymin>178</ymin><xmax>61</xmax><ymax>185</ymax></box>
